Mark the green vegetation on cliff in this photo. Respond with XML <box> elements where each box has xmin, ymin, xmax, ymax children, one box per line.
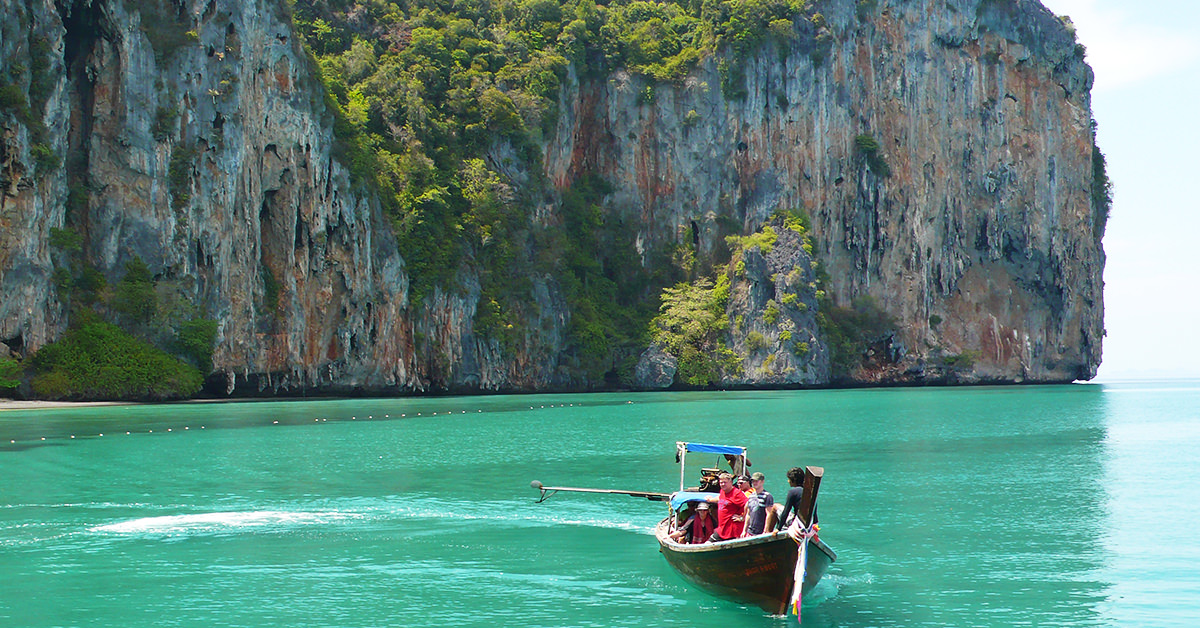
<box><xmin>816</xmin><ymin>295</ymin><xmax>894</xmax><ymax>379</ymax></box>
<box><xmin>651</xmin><ymin>209</ymin><xmax>821</xmax><ymax>386</ymax></box>
<box><xmin>1090</xmin><ymin>120</ymin><xmax>1112</xmax><ymax>238</ymax></box>
<box><xmin>854</xmin><ymin>133</ymin><xmax>891</xmax><ymax>177</ymax></box>
<box><xmin>30</xmin><ymin>320</ymin><xmax>203</xmax><ymax>401</ymax></box>
<box><xmin>0</xmin><ymin>358</ymin><xmax>20</xmax><ymax>392</ymax></box>
<box><xmin>651</xmin><ymin>274</ymin><xmax>739</xmax><ymax>385</ymax></box>
<box><xmin>32</xmin><ymin>240</ymin><xmax>219</xmax><ymax>400</ymax></box>
<box><xmin>287</xmin><ymin>0</ymin><xmax>812</xmax><ymax>382</ymax></box>
<box><xmin>553</xmin><ymin>175</ymin><xmax>665</xmax><ymax>382</ymax></box>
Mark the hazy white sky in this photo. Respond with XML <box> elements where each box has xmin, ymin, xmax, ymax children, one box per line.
<box><xmin>1036</xmin><ymin>0</ymin><xmax>1200</xmax><ymax>380</ymax></box>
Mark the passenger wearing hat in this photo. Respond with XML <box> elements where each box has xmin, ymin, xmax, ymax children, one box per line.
<box><xmin>671</xmin><ymin>501</ymin><xmax>715</xmax><ymax>544</ymax></box>
<box><xmin>741</xmin><ymin>471</ymin><xmax>776</xmax><ymax>537</ymax></box>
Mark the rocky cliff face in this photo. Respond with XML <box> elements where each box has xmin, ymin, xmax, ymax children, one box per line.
<box><xmin>0</xmin><ymin>0</ymin><xmax>1104</xmax><ymax>394</ymax></box>
<box><xmin>552</xmin><ymin>0</ymin><xmax>1105</xmax><ymax>385</ymax></box>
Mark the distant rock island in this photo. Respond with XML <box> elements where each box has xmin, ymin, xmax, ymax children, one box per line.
<box><xmin>0</xmin><ymin>0</ymin><xmax>1105</xmax><ymax>399</ymax></box>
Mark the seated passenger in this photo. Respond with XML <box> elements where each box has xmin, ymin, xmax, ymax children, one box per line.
<box><xmin>669</xmin><ymin>505</ymin><xmax>695</xmax><ymax>543</ymax></box>
<box><xmin>672</xmin><ymin>502</ymin><xmax>715</xmax><ymax>544</ymax></box>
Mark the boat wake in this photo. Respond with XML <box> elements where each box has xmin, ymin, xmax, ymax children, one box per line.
<box><xmin>78</xmin><ymin>494</ymin><xmax>654</xmax><ymax>540</ymax></box>
<box><xmin>89</xmin><ymin>510</ymin><xmax>364</xmax><ymax>537</ymax></box>
<box><xmin>522</xmin><ymin>512</ymin><xmax>655</xmax><ymax>534</ymax></box>
<box><xmin>0</xmin><ymin>493</ymin><xmax>660</xmax><ymax>548</ymax></box>
<box><xmin>373</xmin><ymin>496</ymin><xmax>659</xmax><ymax>534</ymax></box>
<box><xmin>804</xmin><ymin>573</ymin><xmax>843</xmax><ymax>604</ymax></box>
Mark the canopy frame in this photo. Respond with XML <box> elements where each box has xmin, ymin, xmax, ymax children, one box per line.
<box><xmin>675</xmin><ymin>441</ymin><xmax>748</xmax><ymax>492</ymax></box>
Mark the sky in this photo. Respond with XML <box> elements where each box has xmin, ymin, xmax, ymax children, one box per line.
<box><xmin>1035</xmin><ymin>0</ymin><xmax>1200</xmax><ymax>380</ymax></box>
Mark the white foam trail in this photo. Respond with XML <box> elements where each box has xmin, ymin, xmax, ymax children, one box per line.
<box><xmin>90</xmin><ymin>510</ymin><xmax>362</xmax><ymax>536</ymax></box>
<box><xmin>83</xmin><ymin>496</ymin><xmax>658</xmax><ymax>540</ymax></box>
<box><xmin>370</xmin><ymin>496</ymin><xmax>659</xmax><ymax>534</ymax></box>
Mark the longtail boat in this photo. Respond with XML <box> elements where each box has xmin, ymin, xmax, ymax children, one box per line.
<box><xmin>532</xmin><ymin>441</ymin><xmax>837</xmax><ymax>617</ymax></box>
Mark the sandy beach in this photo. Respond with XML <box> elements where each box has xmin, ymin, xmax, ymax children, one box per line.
<box><xmin>0</xmin><ymin>399</ymin><xmax>129</xmax><ymax>411</ymax></box>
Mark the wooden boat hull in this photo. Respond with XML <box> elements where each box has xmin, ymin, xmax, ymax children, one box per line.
<box><xmin>655</xmin><ymin>519</ymin><xmax>836</xmax><ymax>615</ymax></box>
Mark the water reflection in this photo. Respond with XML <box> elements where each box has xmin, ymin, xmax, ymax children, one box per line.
<box><xmin>1098</xmin><ymin>381</ymin><xmax>1200</xmax><ymax>628</ymax></box>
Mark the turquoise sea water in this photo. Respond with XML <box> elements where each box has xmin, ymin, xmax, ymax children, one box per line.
<box><xmin>1</xmin><ymin>382</ymin><xmax>1197</xmax><ymax>627</ymax></box>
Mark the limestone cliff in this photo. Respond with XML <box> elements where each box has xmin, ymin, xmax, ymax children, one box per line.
<box><xmin>0</xmin><ymin>0</ymin><xmax>1104</xmax><ymax>395</ymax></box>
<box><xmin>556</xmin><ymin>0</ymin><xmax>1105</xmax><ymax>385</ymax></box>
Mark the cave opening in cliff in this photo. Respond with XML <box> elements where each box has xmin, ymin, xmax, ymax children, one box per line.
<box><xmin>57</xmin><ymin>0</ymin><xmax>110</xmax><ymax>239</ymax></box>
<box><xmin>2</xmin><ymin>333</ymin><xmax>25</xmax><ymax>360</ymax></box>
<box><xmin>58</xmin><ymin>0</ymin><xmax>105</xmax><ymax>72</ymax></box>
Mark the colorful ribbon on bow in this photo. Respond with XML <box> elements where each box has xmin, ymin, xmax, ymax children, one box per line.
<box><xmin>788</xmin><ymin>522</ymin><xmax>818</xmax><ymax>624</ymax></box>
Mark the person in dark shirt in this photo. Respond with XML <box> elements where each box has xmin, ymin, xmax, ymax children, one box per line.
<box><xmin>742</xmin><ymin>471</ymin><xmax>775</xmax><ymax>536</ymax></box>
<box><xmin>774</xmin><ymin>466</ymin><xmax>813</xmax><ymax>531</ymax></box>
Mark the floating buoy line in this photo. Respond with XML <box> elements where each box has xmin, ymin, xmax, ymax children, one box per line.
<box><xmin>4</xmin><ymin>401</ymin><xmax>596</xmax><ymax>446</ymax></box>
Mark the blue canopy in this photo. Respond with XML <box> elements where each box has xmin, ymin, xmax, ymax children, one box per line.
<box><xmin>683</xmin><ymin>442</ymin><xmax>745</xmax><ymax>456</ymax></box>
<box><xmin>670</xmin><ymin>491</ymin><xmax>717</xmax><ymax>511</ymax></box>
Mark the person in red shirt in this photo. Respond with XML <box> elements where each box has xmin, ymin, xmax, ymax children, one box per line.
<box><xmin>709</xmin><ymin>472</ymin><xmax>748</xmax><ymax>542</ymax></box>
